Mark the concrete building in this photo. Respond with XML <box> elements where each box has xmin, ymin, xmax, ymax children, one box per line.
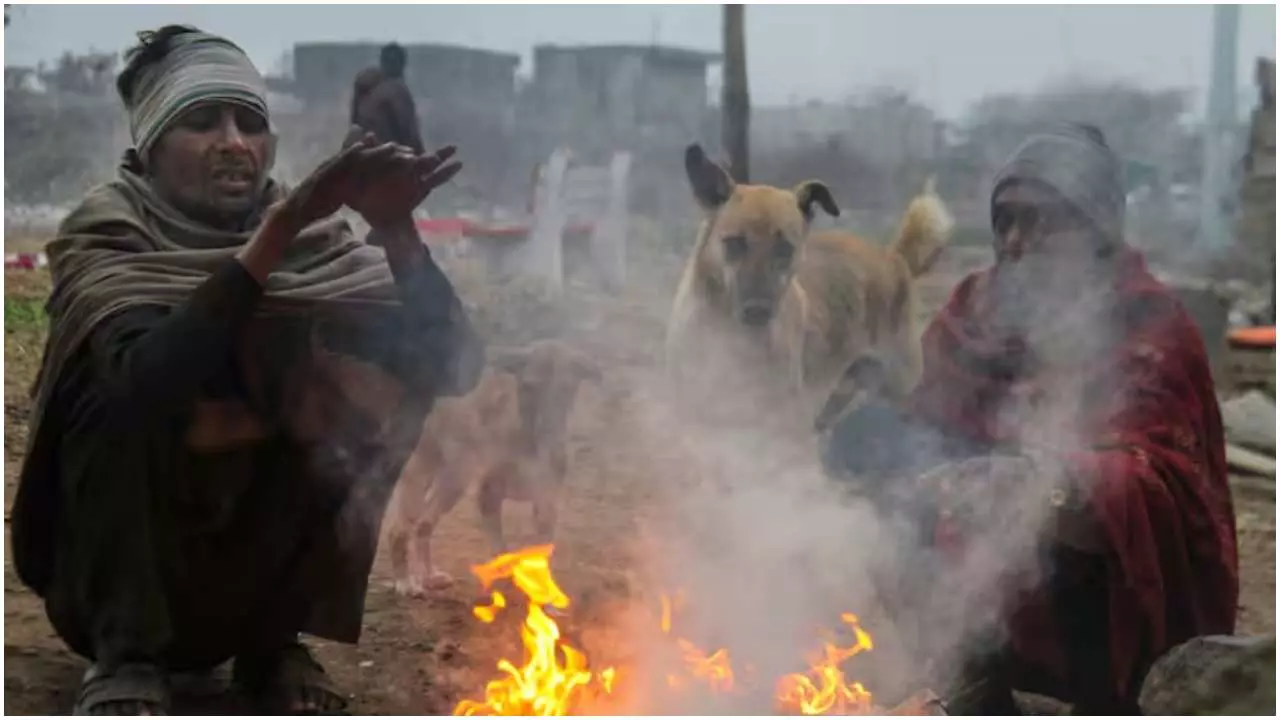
<box><xmin>1238</xmin><ymin>57</ymin><xmax>1275</xmax><ymax>312</ymax></box>
<box><xmin>753</xmin><ymin>92</ymin><xmax>942</xmax><ymax>169</ymax></box>
<box><xmin>526</xmin><ymin>43</ymin><xmax>721</xmax><ymax>153</ymax></box>
<box><xmin>752</xmin><ymin>102</ymin><xmax>855</xmax><ymax>154</ymax></box>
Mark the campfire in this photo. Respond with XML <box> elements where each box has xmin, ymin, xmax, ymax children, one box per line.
<box><xmin>452</xmin><ymin>544</ymin><xmax>615</xmax><ymax>716</ymax></box>
<box><xmin>451</xmin><ymin>545</ymin><xmax>944</xmax><ymax>716</ymax></box>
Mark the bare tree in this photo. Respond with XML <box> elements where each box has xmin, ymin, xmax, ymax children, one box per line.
<box><xmin>721</xmin><ymin>4</ymin><xmax>750</xmax><ymax>183</ymax></box>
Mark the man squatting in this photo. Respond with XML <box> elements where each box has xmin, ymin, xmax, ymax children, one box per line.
<box><xmin>11</xmin><ymin>25</ymin><xmax>484</xmax><ymax>714</ymax></box>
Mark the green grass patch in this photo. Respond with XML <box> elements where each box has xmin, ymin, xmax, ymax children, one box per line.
<box><xmin>4</xmin><ymin>270</ymin><xmax>53</xmax><ymax>401</ymax></box>
<box><xmin>5</xmin><ymin>295</ymin><xmax>48</xmax><ymax>334</ymax></box>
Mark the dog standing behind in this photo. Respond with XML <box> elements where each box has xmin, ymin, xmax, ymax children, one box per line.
<box><xmin>386</xmin><ymin>340</ymin><xmax>602</xmax><ymax>596</ymax></box>
<box><xmin>665</xmin><ymin>144</ymin><xmax>955</xmax><ymax>432</ymax></box>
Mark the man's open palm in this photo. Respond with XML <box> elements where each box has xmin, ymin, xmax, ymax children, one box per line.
<box><xmin>348</xmin><ymin>143</ymin><xmax>461</xmax><ymax>229</ymax></box>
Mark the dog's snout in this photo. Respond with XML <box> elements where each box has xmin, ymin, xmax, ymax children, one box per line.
<box><xmin>740</xmin><ymin>303</ymin><xmax>773</xmax><ymax>327</ymax></box>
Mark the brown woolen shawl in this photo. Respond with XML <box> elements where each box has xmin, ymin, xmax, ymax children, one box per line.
<box><xmin>14</xmin><ymin>167</ymin><xmax>445</xmax><ymax>637</ymax></box>
<box><xmin>31</xmin><ymin>167</ymin><xmax>409</xmax><ymax>420</ymax></box>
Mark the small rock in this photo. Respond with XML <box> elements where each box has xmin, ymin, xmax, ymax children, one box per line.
<box><xmin>1220</xmin><ymin>391</ymin><xmax>1276</xmax><ymax>454</ymax></box>
<box><xmin>1139</xmin><ymin>634</ymin><xmax>1276</xmax><ymax>715</ymax></box>
<box><xmin>359</xmin><ymin>660</ymin><xmax>374</xmax><ymax>669</ymax></box>
<box><xmin>1012</xmin><ymin>691</ymin><xmax>1071</xmax><ymax>715</ymax></box>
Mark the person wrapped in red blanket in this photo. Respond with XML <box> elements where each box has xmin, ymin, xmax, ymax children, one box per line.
<box><xmin>825</xmin><ymin>124</ymin><xmax>1238</xmax><ymax>712</ymax></box>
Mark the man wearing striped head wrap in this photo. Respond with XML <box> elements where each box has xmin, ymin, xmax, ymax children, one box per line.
<box><xmin>825</xmin><ymin>125</ymin><xmax>1237</xmax><ymax>712</ymax></box>
<box><xmin>11</xmin><ymin>26</ymin><xmax>484</xmax><ymax>714</ymax></box>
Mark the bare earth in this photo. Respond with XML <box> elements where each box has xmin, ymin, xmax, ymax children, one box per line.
<box><xmin>3</xmin><ymin>261</ymin><xmax>1275</xmax><ymax>714</ymax></box>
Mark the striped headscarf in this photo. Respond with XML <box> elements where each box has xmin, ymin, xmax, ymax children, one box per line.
<box><xmin>991</xmin><ymin>123</ymin><xmax>1127</xmax><ymax>249</ymax></box>
<box><xmin>125</xmin><ymin>28</ymin><xmax>270</xmax><ymax>158</ymax></box>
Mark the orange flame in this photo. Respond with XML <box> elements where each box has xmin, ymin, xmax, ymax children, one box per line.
<box><xmin>452</xmin><ymin>545</ymin><xmax>616</xmax><ymax>716</ymax></box>
<box><xmin>658</xmin><ymin>591</ymin><xmax>736</xmax><ymax>695</ymax></box>
<box><xmin>474</xmin><ymin>591</ymin><xmax>507</xmax><ymax>624</ymax></box>
<box><xmin>660</xmin><ymin>594</ymin><xmax>876</xmax><ymax>715</ymax></box>
<box><xmin>775</xmin><ymin>613</ymin><xmax>875</xmax><ymax>715</ymax></box>
<box><xmin>677</xmin><ymin>638</ymin><xmax>736</xmax><ymax>693</ymax></box>
<box><xmin>455</xmin><ymin>557</ymin><xmax>879</xmax><ymax>715</ymax></box>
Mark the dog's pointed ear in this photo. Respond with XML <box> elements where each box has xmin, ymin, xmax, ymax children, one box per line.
<box><xmin>685</xmin><ymin>144</ymin><xmax>734</xmax><ymax>210</ymax></box>
<box><xmin>793</xmin><ymin>180</ymin><xmax>840</xmax><ymax>222</ymax></box>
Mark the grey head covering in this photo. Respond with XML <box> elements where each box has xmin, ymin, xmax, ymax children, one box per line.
<box><xmin>126</xmin><ymin>28</ymin><xmax>270</xmax><ymax>159</ymax></box>
<box><xmin>991</xmin><ymin>123</ymin><xmax>1126</xmax><ymax>249</ymax></box>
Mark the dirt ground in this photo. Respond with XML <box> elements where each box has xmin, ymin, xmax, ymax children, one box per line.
<box><xmin>3</xmin><ymin>248</ymin><xmax>1276</xmax><ymax>715</ymax></box>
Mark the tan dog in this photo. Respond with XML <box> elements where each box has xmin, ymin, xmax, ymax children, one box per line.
<box><xmin>665</xmin><ymin>144</ymin><xmax>954</xmax><ymax>431</ymax></box>
<box><xmin>386</xmin><ymin>340</ymin><xmax>602</xmax><ymax>596</ymax></box>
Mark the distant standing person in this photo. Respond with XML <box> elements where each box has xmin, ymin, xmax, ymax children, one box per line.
<box><xmin>350</xmin><ymin>42</ymin><xmax>425</xmax><ymax>154</ymax></box>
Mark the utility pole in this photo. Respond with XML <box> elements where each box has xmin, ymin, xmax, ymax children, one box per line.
<box><xmin>721</xmin><ymin>4</ymin><xmax>750</xmax><ymax>183</ymax></box>
<box><xmin>1197</xmin><ymin>4</ymin><xmax>1240</xmax><ymax>255</ymax></box>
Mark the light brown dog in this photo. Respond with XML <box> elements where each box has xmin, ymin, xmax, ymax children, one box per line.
<box><xmin>665</xmin><ymin>144</ymin><xmax>954</xmax><ymax>431</ymax></box>
<box><xmin>386</xmin><ymin>340</ymin><xmax>602</xmax><ymax>596</ymax></box>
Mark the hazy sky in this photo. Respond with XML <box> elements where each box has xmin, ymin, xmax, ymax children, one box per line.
<box><xmin>4</xmin><ymin>4</ymin><xmax>1276</xmax><ymax>119</ymax></box>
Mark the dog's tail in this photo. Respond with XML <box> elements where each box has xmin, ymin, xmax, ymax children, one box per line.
<box><xmin>889</xmin><ymin>175</ymin><xmax>954</xmax><ymax>278</ymax></box>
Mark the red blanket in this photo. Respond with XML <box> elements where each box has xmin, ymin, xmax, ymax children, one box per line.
<box><xmin>910</xmin><ymin>248</ymin><xmax>1238</xmax><ymax>701</ymax></box>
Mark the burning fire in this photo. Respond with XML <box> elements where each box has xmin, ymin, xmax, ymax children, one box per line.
<box><xmin>775</xmin><ymin>613</ymin><xmax>875</xmax><ymax>715</ymax></box>
<box><xmin>658</xmin><ymin>591</ymin><xmax>736</xmax><ymax>695</ymax></box>
<box><xmin>452</xmin><ymin>545</ymin><xmax>617</xmax><ymax>716</ymax></box>
<box><xmin>454</xmin><ymin>545</ymin><xmax>879</xmax><ymax>716</ymax></box>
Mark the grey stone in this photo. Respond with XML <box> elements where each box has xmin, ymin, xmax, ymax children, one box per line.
<box><xmin>1139</xmin><ymin>634</ymin><xmax>1276</xmax><ymax>716</ymax></box>
<box><xmin>1221</xmin><ymin>390</ymin><xmax>1277</xmax><ymax>455</ymax></box>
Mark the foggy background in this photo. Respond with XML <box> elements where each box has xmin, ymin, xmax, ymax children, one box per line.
<box><xmin>4</xmin><ymin>4</ymin><xmax>1276</xmax><ymax>117</ymax></box>
<box><xmin>5</xmin><ymin>3</ymin><xmax>1275</xmax><ymax>281</ymax></box>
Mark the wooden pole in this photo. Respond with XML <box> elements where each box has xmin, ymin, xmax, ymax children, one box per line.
<box><xmin>721</xmin><ymin>4</ymin><xmax>751</xmax><ymax>183</ymax></box>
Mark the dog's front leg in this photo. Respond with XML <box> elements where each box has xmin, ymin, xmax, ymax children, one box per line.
<box><xmin>531</xmin><ymin>496</ymin><xmax>559</xmax><ymax>547</ymax></box>
<box><xmin>777</xmin><ymin>289</ymin><xmax>817</xmax><ymax>427</ymax></box>
<box><xmin>778</xmin><ymin>284</ymin><xmax>810</xmax><ymax>397</ymax></box>
<box><xmin>477</xmin><ymin>472</ymin><xmax>509</xmax><ymax>556</ymax></box>
<box><xmin>388</xmin><ymin>527</ymin><xmax>412</xmax><ymax>592</ymax></box>
<box><xmin>398</xmin><ymin>471</ymin><xmax>468</xmax><ymax>596</ymax></box>
<box><xmin>531</xmin><ymin>449</ymin><xmax>566</xmax><ymax>546</ymax></box>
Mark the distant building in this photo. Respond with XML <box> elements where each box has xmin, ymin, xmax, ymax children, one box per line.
<box><xmin>1237</xmin><ymin>57</ymin><xmax>1275</xmax><ymax>309</ymax></box>
<box><xmin>526</xmin><ymin>43</ymin><xmax>721</xmax><ymax>154</ymax></box>
<box><xmin>5</xmin><ymin>66</ymin><xmax>40</xmax><ymax>93</ymax></box>
<box><xmin>753</xmin><ymin>92</ymin><xmax>942</xmax><ymax>169</ymax></box>
<box><xmin>1243</xmin><ymin>58</ymin><xmax>1276</xmax><ymax>183</ymax></box>
<box><xmin>752</xmin><ymin>102</ymin><xmax>854</xmax><ymax>152</ymax></box>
